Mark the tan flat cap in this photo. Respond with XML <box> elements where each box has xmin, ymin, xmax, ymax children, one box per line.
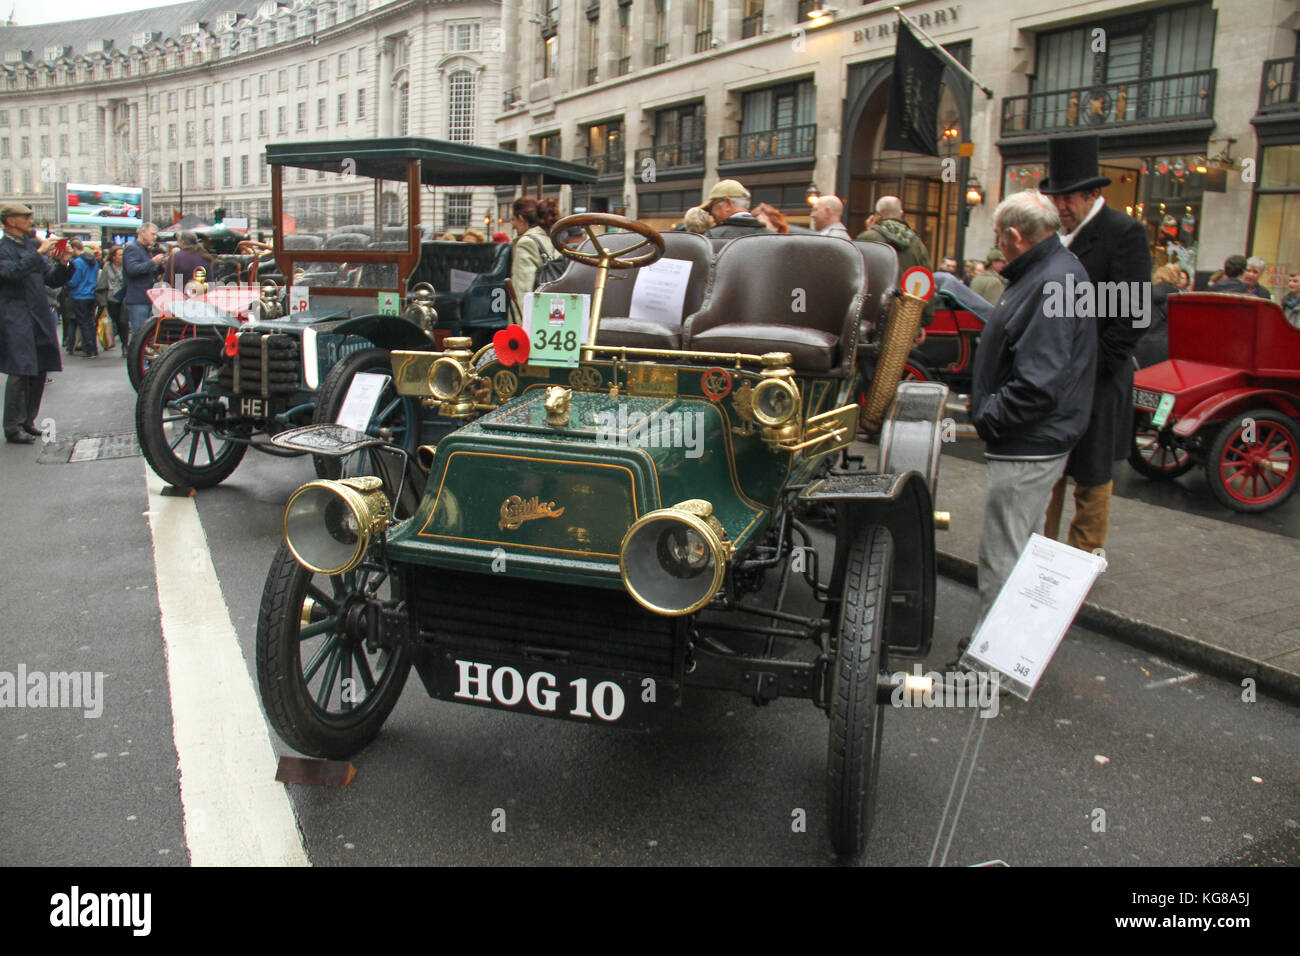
<box><xmin>1</xmin><ymin>202</ymin><xmax>34</xmax><ymax>218</ymax></box>
<box><xmin>705</xmin><ymin>179</ymin><xmax>750</xmax><ymax>202</ymax></box>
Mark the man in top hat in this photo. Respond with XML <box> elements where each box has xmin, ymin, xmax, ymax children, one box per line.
<box><xmin>1038</xmin><ymin>134</ymin><xmax>1151</xmax><ymax>553</ymax></box>
<box><xmin>704</xmin><ymin>180</ymin><xmax>765</xmax><ymax>239</ymax></box>
<box><xmin>0</xmin><ymin>202</ymin><xmax>74</xmax><ymax>443</ymax></box>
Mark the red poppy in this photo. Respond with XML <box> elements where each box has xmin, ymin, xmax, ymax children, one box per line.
<box><xmin>225</xmin><ymin>330</ymin><xmax>239</xmax><ymax>358</ymax></box>
<box><xmin>493</xmin><ymin>326</ymin><xmax>530</xmax><ymax>366</ymax></box>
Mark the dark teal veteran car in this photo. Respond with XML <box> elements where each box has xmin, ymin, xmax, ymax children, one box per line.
<box><xmin>255</xmin><ymin>213</ymin><xmax>949</xmax><ymax>859</ymax></box>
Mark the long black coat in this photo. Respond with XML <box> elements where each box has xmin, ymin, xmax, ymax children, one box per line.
<box><xmin>0</xmin><ymin>235</ymin><xmax>72</xmax><ymax>377</ymax></box>
<box><xmin>1062</xmin><ymin>203</ymin><xmax>1152</xmax><ymax>484</ymax></box>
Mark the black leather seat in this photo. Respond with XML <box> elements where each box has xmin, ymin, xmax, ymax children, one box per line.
<box><xmin>684</xmin><ymin>234</ymin><xmax>867</xmax><ymax>376</ymax></box>
<box><xmin>854</xmin><ymin>240</ymin><xmax>900</xmax><ymax>347</ymax></box>
<box><xmin>537</xmin><ymin>231</ymin><xmax>712</xmax><ymax>349</ymax></box>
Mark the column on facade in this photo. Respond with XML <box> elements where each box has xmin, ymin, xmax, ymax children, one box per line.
<box><xmin>100</xmin><ymin>105</ymin><xmax>113</xmax><ymax>183</ymax></box>
<box><xmin>378</xmin><ymin>39</ymin><xmax>394</xmax><ymax>137</ymax></box>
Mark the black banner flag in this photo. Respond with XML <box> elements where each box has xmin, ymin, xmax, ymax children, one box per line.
<box><xmin>883</xmin><ymin>18</ymin><xmax>945</xmax><ymax>157</ymax></box>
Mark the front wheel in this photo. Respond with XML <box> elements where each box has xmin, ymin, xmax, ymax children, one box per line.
<box><xmin>256</xmin><ymin>544</ymin><xmax>411</xmax><ymax>759</ymax></box>
<box><xmin>136</xmin><ymin>336</ymin><xmax>247</xmax><ymax>488</ymax></box>
<box><xmin>311</xmin><ymin>346</ymin><xmax>424</xmax><ymax>481</ymax></box>
<box><xmin>826</xmin><ymin>524</ymin><xmax>893</xmax><ymax>860</ymax></box>
<box><xmin>1128</xmin><ymin>411</ymin><xmax>1194</xmax><ymax>480</ymax></box>
<box><xmin>1206</xmin><ymin>410</ymin><xmax>1300</xmax><ymax>512</ymax></box>
<box><xmin>126</xmin><ymin>317</ymin><xmax>160</xmax><ymax>392</ymax></box>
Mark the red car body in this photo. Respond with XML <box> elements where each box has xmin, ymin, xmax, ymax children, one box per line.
<box><xmin>1130</xmin><ymin>293</ymin><xmax>1300</xmax><ymax>511</ymax></box>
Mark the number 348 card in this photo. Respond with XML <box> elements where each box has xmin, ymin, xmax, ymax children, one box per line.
<box><xmin>522</xmin><ymin>293</ymin><xmax>591</xmax><ymax>368</ymax></box>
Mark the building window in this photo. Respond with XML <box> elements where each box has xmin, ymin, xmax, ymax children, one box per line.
<box><xmin>617</xmin><ymin>4</ymin><xmax>631</xmax><ymax>75</ymax></box>
<box><xmin>318</xmin><ymin>98</ymin><xmax>327</xmax><ymax>126</ymax></box>
<box><xmin>446</xmin><ymin>192</ymin><xmax>472</xmax><ymax>229</ymax></box>
<box><xmin>185</xmin><ymin>88</ymin><xmax>195</xmax><ymax>108</ymax></box>
<box><xmin>397</xmin><ymin>81</ymin><xmax>409</xmax><ymax>135</ymax></box>
<box><xmin>149</xmin><ymin>127</ymin><xmax>159</xmax><ymax>149</ymax></box>
<box><xmin>742</xmin><ymin>0</ymin><xmax>763</xmax><ymax>38</ymax></box>
<box><xmin>204</xmin><ymin>119</ymin><xmax>213</xmax><ymax>144</ymax></box>
<box><xmin>19</xmin><ymin>137</ymin><xmax>28</xmax><ymax>157</ymax></box>
<box><xmin>535</xmin><ymin>132</ymin><xmax>560</xmax><ymax>157</ymax></box>
<box><xmin>357</xmin><ymin>89</ymin><xmax>366</xmax><ymax>119</ymax></box>
<box><xmin>278</xmin><ymin>107</ymin><xmax>287</xmax><ymax>134</ymax></box>
<box><xmin>448</xmin><ymin>70</ymin><xmax>475</xmax><ymax>143</ymax></box>
<box><xmin>240</xmin><ymin>155</ymin><xmax>248</xmax><ymax>185</ymax></box>
<box><xmin>536</xmin><ymin>0</ymin><xmax>559</xmax><ymax>80</ymax></box>
<box><xmin>653</xmin><ymin>0</ymin><xmax>668</xmax><ymax>64</ymax></box>
<box><xmin>447</xmin><ymin>22</ymin><xmax>481</xmax><ymax>52</ymax></box>
<box><xmin>337</xmin><ymin>92</ymin><xmax>347</xmax><ymax>123</ymax></box>
<box><xmin>0</xmin><ymin>138</ymin><xmax>7</xmax><ymax>158</ymax></box>
<box><xmin>167</xmin><ymin>124</ymin><xmax>177</xmax><ymax>147</ymax></box>
<box><xmin>168</xmin><ymin>162</ymin><xmax>177</xmax><ymax>189</ymax></box>
<box><xmin>240</xmin><ymin>114</ymin><xmax>249</xmax><ymax>139</ymax></box>
<box><xmin>585</xmin><ymin>120</ymin><xmax>623</xmax><ymax>175</ymax></box>
<box><xmin>58</xmin><ymin>133</ymin><xmax>68</xmax><ymax>155</ymax></box>
<box><xmin>185</xmin><ymin>160</ymin><xmax>195</xmax><ymax>187</ymax></box>
<box><xmin>1251</xmin><ymin>144</ymin><xmax>1300</xmax><ymax>290</ymax></box>
<box><xmin>240</xmin><ymin>77</ymin><xmax>250</xmax><ymax>98</ymax></box>
<box><xmin>204</xmin><ymin>158</ymin><xmax>213</xmax><ymax>187</ymax></box>
<box><xmin>221</xmin><ymin>82</ymin><xmax>231</xmax><ymax>103</ymax></box>
<box><xmin>222</xmin><ymin>156</ymin><xmax>231</xmax><ymax>186</ymax></box>
<box><xmin>203</xmin><ymin>87</ymin><xmax>213</xmax><ymax>106</ymax></box>
<box><xmin>185</xmin><ymin>121</ymin><xmax>195</xmax><ymax>146</ymax></box>
<box><xmin>277</xmin><ymin>69</ymin><xmax>287</xmax><ymax>91</ymax></box>
<box><xmin>222</xmin><ymin>117</ymin><xmax>231</xmax><ymax>141</ymax></box>
<box><xmin>258</xmin><ymin>111</ymin><xmax>267</xmax><ymax>136</ymax></box>
<box><xmin>586</xmin><ymin>12</ymin><xmax>599</xmax><ymax>85</ymax></box>
<box><xmin>298</xmin><ymin>102</ymin><xmax>307</xmax><ymax>130</ymax></box>
<box><xmin>337</xmin><ymin>52</ymin><xmax>347</xmax><ymax>76</ymax></box>
<box><xmin>725</xmin><ymin>79</ymin><xmax>816</xmax><ymax>160</ymax></box>
<box><xmin>297</xmin><ymin>64</ymin><xmax>307</xmax><ymax>86</ymax></box>
<box><xmin>38</xmin><ymin>107</ymin><xmax>48</xmax><ymax>124</ymax></box>
<box><xmin>318</xmin><ymin>59</ymin><xmax>327</xmax><ymax>82</ymax></box>
<box><xmin>357</xmin><ymin>46</ymin><xmax>367</xmax><ymax>70</ymax></box>
<box><xmin>695</xmin><ymin>0</ymin><xmax>713</xmax><ymax>52</ymax></box>
<box><xmin>258</xmin><ymin>73</ymin><xmax>268</xmax><ymax>95</ymax></box>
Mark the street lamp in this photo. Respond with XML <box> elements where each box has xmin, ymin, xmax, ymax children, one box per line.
<box><xmin>805</xmin><ymin>182</ymin><xmax>821</xmax><ymax>205</ymax></box>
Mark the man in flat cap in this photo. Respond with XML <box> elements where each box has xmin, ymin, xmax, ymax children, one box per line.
<box><xmin>0</xmin><ymin>202</ymin><xmax>74</xmax><ymax>444</ymax></box>
<box><xmin>704</xmin><ymin>180</ymin><xmax>766</xmax><ymax>239</ymax></box>
<box><xmin>1038</xmin><ymin>134</ymin><xmax>1151</xmax><ymax>553</ymax></box>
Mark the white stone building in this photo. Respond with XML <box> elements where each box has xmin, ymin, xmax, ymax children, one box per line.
<box><xmin>0</xmin><ymin>0</ymin><xmax>504</xmax><ymax>239</ymax></box>
<box><xmin>494</xmin><ymin>0</ymin><xmax>1300</xmax><ymax>287</ymax></box>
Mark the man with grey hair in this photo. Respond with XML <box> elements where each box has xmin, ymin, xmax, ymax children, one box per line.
<box><xmin>1242</xmin><ymin>256</ymin><xmax>1273</xmax><ymax>300</ymax></box>
<box><xmin>810</xmin><ymin>195</ymin><xmax>851</xmax><ymax>239</ymax></box>
<box><xmin>122</xmin><ymin>222</ymin><xmax>166</xmax><ymax>336</ymax></box>
<box><xmin>964</xmin><ymin>189</ymin><xmax>1097</xmax><ymax>635</ymax></box>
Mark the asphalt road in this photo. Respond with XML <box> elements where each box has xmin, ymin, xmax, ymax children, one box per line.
<box><xmin>1</xmin><ymin>355</ymin><xmax>1296</xmax><ymax>867</ymax></box>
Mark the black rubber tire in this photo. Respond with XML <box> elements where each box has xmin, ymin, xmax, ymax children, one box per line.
<box><xmin>1128</xmin><ymin>411</ymin><xmax>1194</xmax><ymax>480</ymax></box>
<box><xmin>136</xmin><ymin>336</ymin><xmax>248</xmax><ymax>488</ymax></box>
<box><xmin>126</xmin><ymin>317</ymin><xmax>160</xmax><ymax>393</ymax></box>
<box><xmin>311</xmin><ymin>346</ymin><xmax>423</xmax><ymax>480</ymax></box>
<box><xmin>1205</xmin><ymin>410</ymin><xmax>1300</xmax><ymax>513</ymax></box>
<box><xmin>826</xmin><ymin>524</ymin><xmax>893</xmax><ymax>860</ymax></box>
<box><xmin>901</xmin><ymin>355</ymin><xmax>935</xmax><ymax>383</ymax></box>
<box><xmin>255</xmin><ymin>543</ymin><xmax>411</xmax><ymax>759</ymax></box>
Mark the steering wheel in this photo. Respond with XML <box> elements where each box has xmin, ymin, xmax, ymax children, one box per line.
<box><xmin>549</xmin><ymin>213</ymin><xmax>665</xmax><ymax>271</ymax></box>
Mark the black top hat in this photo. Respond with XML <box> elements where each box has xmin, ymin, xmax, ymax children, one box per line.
<box><xmin>1038</xmin><ymin>134</ymin><xmax>1112</xmax><ymax>195</ymax></box>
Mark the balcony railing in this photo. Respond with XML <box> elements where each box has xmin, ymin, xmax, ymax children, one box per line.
<box><xmin>1001</xmin><ymin>69</ymin><xmax>1216</xmax><ymax>136</ymax></box>
<box><xmin>694</xmin><ymin>29</ymin><xmax>712</xmax><ymax>52</ymax></box>
<box><xmin>585</xmin><ymin>148</ymin><xmax>624</xmax><ymax>177</ymax></box>
<box><xmin>741</xmin><ymin>13</ymin><xmax>763</xmax><ymax>38</ymax></box>
<box><xmin>796</xmin><ymin>0</ymin><xmax>818</xmax><ymax>20</ymax></box>
<box><xmin>718</xmin><ymin>124</ymin><xmax>815</xmax><ymax>163</ymax></box>
<box><xmin>502</xmin><ymin>87</ymin><xmax>521</xmax><ymax>111</ymax></box>
<box><xmin>617</xmin><ymin>56</ymin><xmax>630</xmax><ymax>76</ymax></box>
<box><xmin>587</xmin><ymin>67</ymin><xmax>598</xmax><ymax>85</ymax></box>
<box><xmin>653</xmin><ymin>43</ymin><xmax>668</xmax><ymax>65</ymax></box>
<box><xmin>634</xmin><ymin>140</ymin><xmax>706</xmax><ymax>173</ymax></box>
<box><xmin>1260</xmin><ymin>56</ymin><xmax>1300</xmax><ymax>114</ymax></box>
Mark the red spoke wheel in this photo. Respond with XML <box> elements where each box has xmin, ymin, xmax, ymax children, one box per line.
<box><xmin>1206</xmin><ymin>410</ymin><xmax>1300</xmax><ymax>513</ymax></box>
<box><xmin>1128</xmin><ymin>411</ymin><xmax>1194</xmax><ymax>480</ymax></box>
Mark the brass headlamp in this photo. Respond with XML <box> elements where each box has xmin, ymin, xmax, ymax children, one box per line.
<box><xmin>428</xmin><ymin>336</ymin><xmax>475</xmax><ymax>416</ymax></box>
<box><xmin>402</xmin><ymin>281</ymin><xmax>439</xmax><ymax>337</ymax></box>
<box><xmin>258</xmin><ymin>280</ymin><xmax>284</xmax><ymax>320</ymax></box>
<box><xmin>283</xmin><ymin>476</ymin><xmax>392</xmax><ymax>575</ymax></box>
<box><xmin>751</xmin><ymin>352</ymin><xmax>802</xmax><ymax>444</ymax></box>
<box><xmin>620</xmin><ymin>499</ymin><xmax>733</xmax><ymax>616</ymax></box>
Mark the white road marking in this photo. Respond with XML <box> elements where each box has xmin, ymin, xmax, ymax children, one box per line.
<box><xmin>143</xmin><ymin>462</ymin><xmax>309</xmax><ymax>866</ymax></box>
<box><xmin>1144</xmin><ymin>672</ymin><xmax>1199</xmax><ymax>690</ymax></box>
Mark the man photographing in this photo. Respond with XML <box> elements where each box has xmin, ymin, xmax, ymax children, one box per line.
<box><xmin>0</xmin><ymin>202</ymin><xmax>74</xmax><ymax>444</ymax></box>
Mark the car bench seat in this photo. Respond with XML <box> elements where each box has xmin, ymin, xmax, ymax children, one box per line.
<box><xmin>683</xmin><ymin>234</ymin><xmax>867</xmax><ymax>376</ymax></box>
<box><xmin>853</xmin><ymin>239</ymin><xmax>900</xmax><ymax>347</ymax></box>
<box><xmin>537</xmin><ymin>231</ymin><xmax>712</xmax><ymax>350</ymax></box>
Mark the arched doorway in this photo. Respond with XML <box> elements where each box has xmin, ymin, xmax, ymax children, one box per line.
<box><xmin>839</xmin><ymin>49</ymin><xmax>972</xmax><ymax>262</ymax></box>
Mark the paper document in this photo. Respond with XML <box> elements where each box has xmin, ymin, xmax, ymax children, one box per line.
<box><xmin>628</xmin><ymin>257</ymin><xmax>693</xmax><ymax>326</ymax></box>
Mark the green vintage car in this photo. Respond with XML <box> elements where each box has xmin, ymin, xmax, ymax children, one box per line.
<box><xmin>255</xmin><ymin>214</ymin><xmax>948</xmax><ymax>858</ymax></box>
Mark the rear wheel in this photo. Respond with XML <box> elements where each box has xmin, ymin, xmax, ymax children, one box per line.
<box><xmin>1206</xmin><ymin>410</ymin><xmax>1300</xmax><ymax>512</ymax></box>
<box><xmin>1128</xmin><ymin>411</ymin><xmax>1194</xmax><ymax>480</ymax></box>
<box><xmin>256</xmin><ymin>544</ymin><xmax>411</xmax><ymax>759</ymax></box>
<box><xmin>126</xmin><ymin>317</ymin><xmax>160</xmax><ymax>392</ymax></box>
<box><xmin>310</xmin><ymin>346</ymin><xmax>424</xmax><ymax>481</ymax></box>
<box><xmin>136</xmin><ymin>336</ymin><xmax>247</xmax><ymax>488</ymax></box>
<box><xmin>826</xmin><ymin>524</ymin><xmax>892</xmax><ymax>859</ymax></box>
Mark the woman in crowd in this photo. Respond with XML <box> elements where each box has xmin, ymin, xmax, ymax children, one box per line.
<box><xmin>1135</xmin><ymin>264</ymin><xmax>1183</xmax><ymax>368</ymax></box>
<box><xmin>753</xmin><ymin>203</ymin><xmax>789</xmax><ymax>234</ymax></box>
<box><xmin>96</xmin><ymin>246</ymin><xmax>126</xmax><ymax>351</ymax></box>
<box><xmin>681</xmin><ymin>206</ymin><xmax>714</xmax><ymax>234</ymax></box>
<box><xmin>509</xmin><ymin>196</ymin><xmax>559</xmax><ymax>322</ymax></box>
<box><xmin>462</xmin><ymin>229</ymin><xmax>487</xmax><ymax>244</ymax></box>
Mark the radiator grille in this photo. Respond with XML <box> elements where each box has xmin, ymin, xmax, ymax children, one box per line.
<box><xmin>218</xmin><ymin>331</ymin><xmax>302</xmax><ymax>396</ymax></box>
<box><xmin>408</xmin><ymin>566</ymin><xmax>680</xmax><ymax>677</ymax></box>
